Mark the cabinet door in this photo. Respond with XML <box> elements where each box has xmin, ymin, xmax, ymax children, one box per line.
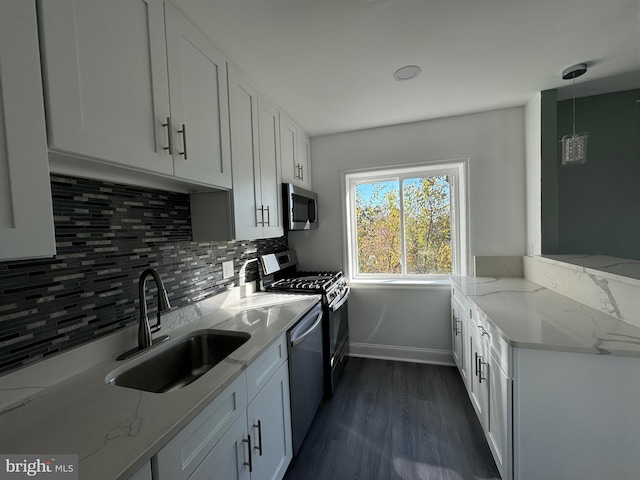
<box><xmin>0</xmin><ymin>0</ymin><xmax>56</xmax><ymax>260</ymax></box>
<box><xmin>279</xmin><ymin>114</ymin><xmax>297</xmax><ymax>185</ymax></box>
<box><xmin>257</xmin><ymin>95</ymin><xmax>284</xmax><ymax>238</ymax></box>
<box><xmin>228</xmin><ymin>66</ymin><xmax>261</xmax><ymax>240</ymax></box>
<box><xmin>130</xmin><ymin>461</ymin><xmax>152</xmax><ymax>480</ymax></box>
<box><xmin>190</xmin><ymin>414</ymin><xmax>251</xmax><ymax>480</ymax></box>
<box><xmin>295</xmin><ymin>129</ymin><xmax>311</xmax><ymax>189</ymax></box>
<box><xmin>165</xmin><ymin>2</ymin><xmax>231</xmax><ymax>188</ymax></box>
<box><xmin>154</xmin><ymin>374</ymin><xmax>248</xmax><ymax>480</ymax></box>
<box><xmin>468</xmin><ymin>324</ymin><xmax>489</xmax><ymax>427</ymax></box>
<box><xmin>38</xmin><ymin>0</ymin><xmax>173</xmax><ymax>175</ymax></box>
<box><xmin>451</xmin><ymin>300</ymin><xmax>466</xmax><ymax>385</ymax></box>
<box><xmin>487</xmin><ymin>355</ymin><xmax>511</xmax><ymax>480</ymax></box>
<box><xmin>247</xmin><ymin>362</ymin><xmax>293</xmax><ymax>480</ymax></box>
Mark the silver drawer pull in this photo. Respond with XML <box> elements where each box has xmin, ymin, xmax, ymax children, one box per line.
<box><xmin>242</xmin><ymin>434</ymin><xmax>253</xmax><ymax>472</ymax></box>
<box><xmin>253</xmin><ymin>420</ymin><xmax>263</xmax><ymax>456</ymax></box>
<box><xmin>478</xmin><ymin>357</ymin><xmax>487</xmax><ymax>383</ymax></box>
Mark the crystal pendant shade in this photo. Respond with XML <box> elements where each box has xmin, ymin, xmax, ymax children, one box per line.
<box><xmin>561</xmin><ymin>132</ymin><xmax>588</xmax><ymax>166</ymax></box>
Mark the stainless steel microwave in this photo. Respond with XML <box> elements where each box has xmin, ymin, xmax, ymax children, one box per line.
<box><xmin>283</xmin><ymin>183</ymin><xmax>318</xmax><ymax>231</ymax></box>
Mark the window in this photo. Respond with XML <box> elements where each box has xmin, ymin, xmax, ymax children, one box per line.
<box><xmin>345</xmin><ymin>161</ymin><xmax>467</xmax><ymax>282</ymax></box>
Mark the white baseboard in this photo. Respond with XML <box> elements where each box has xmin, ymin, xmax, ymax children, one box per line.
<box><xmin>349</xmin><ymin>342</ymin><xmax>454</xmax><ymax>366</ymax></box>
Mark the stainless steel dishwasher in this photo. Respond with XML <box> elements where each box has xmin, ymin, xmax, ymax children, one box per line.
<box><xmin>288</xmin><ymin>301</ymin><xmax>324</xmax><ymax>455</ymax></box>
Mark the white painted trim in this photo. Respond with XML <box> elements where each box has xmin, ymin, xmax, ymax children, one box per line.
<box><xmin>349</xmin><ymin>342</ymin><xmax>455</xmax><ymax>366</ymax></box>
<box><xmin>341</xmin><ymin>158</ymin><xmax>470</xmax><ymax>282</ymax></box>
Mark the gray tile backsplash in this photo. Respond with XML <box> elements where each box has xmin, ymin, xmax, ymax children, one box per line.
<box><xmin>0</xmin><ymin>175</ymin><xmax>287</xmax><ymax>374</ymax></box>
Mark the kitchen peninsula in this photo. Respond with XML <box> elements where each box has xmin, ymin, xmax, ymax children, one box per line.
<box><xmin>450</xmin><ymin>272</ymin><xmax>640</xmax><ymax>480</ymax></box>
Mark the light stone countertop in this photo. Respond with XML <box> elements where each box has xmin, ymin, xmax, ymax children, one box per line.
<box><xmin>0</xmin><ymin>292</ymin><xmax>321</xmax><ymax>480</ymax></box>
<box><xmin>450</xmin><ymin>276</ymin><xmax>640</xmax><ymax>357</ymax></box>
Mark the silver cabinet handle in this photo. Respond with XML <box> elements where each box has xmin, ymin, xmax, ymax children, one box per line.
<box><xmin>475</xmin><ymin>352</ymin><xmax>480</xmax><ymax>377</ymax></box>
<box><xmin>253</xmin><ymin>420</ymin><xmax>263</xmax><ymax>456</ymax></box>
<box><xmin>162</xmin><ymin>117</ymin><xmax>173</xmax><ymax>154</ymax></box>
<box><xmin>478</xmin><ymin>357</ymin><xmax>487</xmax><ymax>383</ymax></box>
<box><xmin>478</xmin><ymin>325</ymin><xmax>490</xmax><ymax>338</ymax></box>
<box><xmin>300</xmin><ymin>164</ymin><xmax>304</xmax><ymax>181</ymax></box>
<box><xmin>452</xmin><ymin>314</ymin><xmax>460</xmax><ymax>335</ymax></box>
<box><xmin>257</xmin><ymin>206</ymin><xmax>265</xmax><ymax>226</ymax></box>
<box><xmin>178</xmin><ymin>124</ymin><xmax>188</xmax><ymax>159</ymax></box>
<box><xmin>242</xmin><ymin>434</ymin><xmax>253</xmax><ymax>472</ymax></box>
<box><xmin>265</xmin><ymin>205</ymin><xmax>270</xmax><ymax>226</ymax></box>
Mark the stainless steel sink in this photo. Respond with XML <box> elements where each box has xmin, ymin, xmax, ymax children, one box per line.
<box><xmin>108</xmin><ymin>329</ymin><xmax>250</xmax><ymax>393</ymax></box>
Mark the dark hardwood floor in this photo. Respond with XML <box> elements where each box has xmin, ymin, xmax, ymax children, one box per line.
<box><xmin>284</xmin><ymin>357</ymin><xmax>501</xmax><ymax>480</ymax></box>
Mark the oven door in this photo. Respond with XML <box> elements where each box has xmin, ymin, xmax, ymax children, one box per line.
<box><xmin>325</xmin><ymin>292</ymin><xmax>349</xmax><ymax>395</ymax></box>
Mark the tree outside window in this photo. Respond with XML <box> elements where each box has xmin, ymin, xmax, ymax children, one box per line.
<box><xmin>346</xmin><ymin>161</ymin><xmax>466</xmax><ymax>281</ymax></box>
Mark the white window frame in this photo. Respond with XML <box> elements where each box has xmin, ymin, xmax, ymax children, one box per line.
<box><xmin>343</xmin><ymin>159</ymin><xmax>469</xmax><ymax>285</ymax></box>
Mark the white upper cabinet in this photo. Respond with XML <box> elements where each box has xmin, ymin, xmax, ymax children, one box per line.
<box><xmin>228</xmin><ymin>66</ymin><xmax>261</xmax><ymax>239</ymax></box>
<box><xmin>227</xmin><ymin>66</ymin><xmax>283</xmax><ymax>240</ymax></box>
<box><xmin>164</xmin><ymin>3</ymin><xmax>231</xmax><ymax>188</ymax></box>
<box><xmin>38</xmin><ymin>0</ymin><xmax>231</xmax><ymax>189</ymax></box>
<box><xmin>0</xmin><ymin>0</ymin><xmax>56</xmax><ymax>261</ymax></box>
<box><xmin>295</xmin><ymin>129</ymin><xmax>311</xmax><ymax>189</ymax></box>
<box><xmin>38</xmin><ymin>0</ymin><xmax>173</xmax><ymax>175</ymax></box>
<box><xmin>279</xmin><ymin>114</ymin><xmax>311</xmax><ymax>189</ymax></box>
<box><xmin>257</xmin><ymin>94</ymin><xmax>284</xmax><ymax>238</ymax></box>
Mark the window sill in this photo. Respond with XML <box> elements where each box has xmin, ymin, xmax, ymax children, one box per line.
<box><xmin>348</xmin><ymin>278</ymin><xmax>452</xmax><ymax>290</ymax></box>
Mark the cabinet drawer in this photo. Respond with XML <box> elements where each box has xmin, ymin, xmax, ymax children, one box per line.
<box><xmin>154</xmin><ymin>373</ymin><xmax>248</xmax><ymax>480</ymax></box>
<box><xmin>473</xmin><ymin>311</ymin><xmax>510</xmax><ymax>374</ymax></box>
<box><xmin>245</xmin><ymin>334</ymin><xmax>288</xmax><ymax>401</ymax></box>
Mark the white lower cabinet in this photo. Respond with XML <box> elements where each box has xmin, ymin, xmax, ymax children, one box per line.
<box><xmin>154</xmin><ymin>373</ymin><xmax>249</xmax><ymax>479</ymax></box>
<box><xmin>246</xmin><ymin>362</ymin><xmax>292</xmax><ymax>480</ymax></box>
<box><xmin>154</xmin><ymin>335</ymin><xmax>292</xmax><ymax>480</ymax></box>
<box><xmin>468</xmin><ymin>320</ymin><xmax>489</xmax><ymax>427</ymax></box>
<box><xmin>189</xmin><ymin>414</ymin><xmax>250</xmax><ymax>480</ymax></box>
<box><xmin>450</xmin><ymin>297</ymin><xmax>467</xmax><ymax>386</ymax></box>
<box><xmin>451</xmin><ymin>286</ymin><xmax>512</xmax><ymax>480</ymax></box>
<box><xmin>130</xmin><ymin>462</ymin><xmax>153</xmax><ymax>480</ymax></box>
<box><xmin>487</xmin><ymin>350</ymin><xmax>511</xmax><ymax>479</ymax></box>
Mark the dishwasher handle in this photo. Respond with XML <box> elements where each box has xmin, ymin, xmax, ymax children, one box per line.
<box><xmin>290</xmin><ymin>307</ymin><xmax>323</xmax><ymax>348</ymax></box>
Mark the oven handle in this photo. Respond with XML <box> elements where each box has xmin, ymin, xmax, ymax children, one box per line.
<box><xmin>290</xmin><ymin>310</ymin><xmax>324</xmax><ymax>348</ymax></box>
<box><xmin>328</xmin><ymin>287</ymin><xmax>350</xmax><ymax>312</ymax></box>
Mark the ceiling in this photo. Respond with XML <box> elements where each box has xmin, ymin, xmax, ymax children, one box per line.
<box><xmin>171</xmin><ymin>0</ymin><xmax>640</xmax><ymax>137</ymax></box>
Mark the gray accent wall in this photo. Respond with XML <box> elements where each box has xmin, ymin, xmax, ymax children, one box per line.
<box><xmin>0</xmin><ymin>175</ymin><xmax>287</xmax><ymax>374</ymax></box>
<box><xmin>541</xmin><ymin>89</ymin><xmax>560</xmax><ymax>254</ymax></box>
<box><xmin>556</xmin><ymin>89</ymin><xmax>640</xmax><ymax>259</ymax></box>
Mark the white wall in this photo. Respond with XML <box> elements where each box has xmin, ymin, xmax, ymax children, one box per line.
<box><xmin>289</xmin><ymin>107</ymin><xmax>526</xmax><ymax>363</ymax></box>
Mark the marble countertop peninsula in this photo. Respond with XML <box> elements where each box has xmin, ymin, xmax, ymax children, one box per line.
<box><xmin>0</xmin><ymin>291</ymin><xmax>320</xmax><ymax>480</ymax></box>
<box><xmin>450</xmin><ymin>276</ymin><xmax>640</xmax><ymax>357</ymax></box>
<box><xmin>541</xmin><ymin>254</ymin><xmax>640</xmax><ymax>284</ymax></box>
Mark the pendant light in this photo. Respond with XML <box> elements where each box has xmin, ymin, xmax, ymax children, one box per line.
<box><xmin>560</xmin><ymin>63</ymin><xmax>588</xmax><ymax>166</ymax></box>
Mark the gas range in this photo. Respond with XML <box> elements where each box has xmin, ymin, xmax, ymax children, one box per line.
<box><xmin>260</xmin><ymin>251</ymin><xmax>348</xmax><ymax>308</ymax></box>
<box><xmin>269</xmin><ymin>272</ymin><xmax>337</xmax><ymax>292</ymax></box>
<box><xmin>260</xmin><ymin>250</ymin><xmax>350</xmax><ymax>396</ymax></box>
